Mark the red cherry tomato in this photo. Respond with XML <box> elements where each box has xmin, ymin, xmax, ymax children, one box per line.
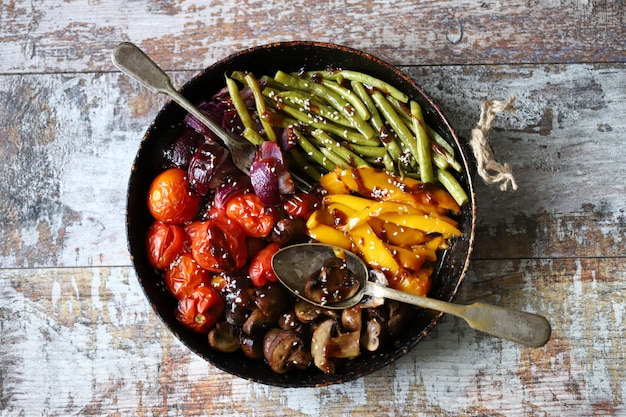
<box><xmin>146</xmin><ymin>220</ymin><xmax>185</xmax><ymax>269</ymax></box>
<box><xmin>191</xmin><ymin>217</ymin><xmax>247</xmax><ymax>273</ymax></box>
<box><xmin>283</xmin><ymin>192</ymin><xmax>320</xmax><ymax>219</ymax></box>
<box><xmin>175</xmin><ymin>285</ymin><xmax>224</xmax><ymax>333</ymax></box>
<box><xmin>148</xmin><ymin>168</ymin><xmax>203</xmax><ymax>223</ymax></box>
<box><xmin>165</xmin><ymin>252</ymin><xmax>210</xmax><ymax>299</ymax></box>
<box><xmin>225</xmin><ymin>193</ymin><xmax>277</xmax><ymax>238</ymax></box>
<box><xmin>248</xmin><ymin>242</ymin><xmax>281</xmax><ymax>287</ymax></box>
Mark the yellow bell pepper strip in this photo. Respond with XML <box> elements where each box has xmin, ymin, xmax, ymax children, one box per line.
<box><xmin>387</xmin><ymin>244</ymin><xmax>427</xmax><ymax>272</ymax></box>
<box><xmin>318</xmin><ymin>169</ymin><xmax>351</xmax><ymax>194</ymax></box>
<box><xmin>325</xmin><ymin>203</ymin><xmax>356</xmax><ymax>227</ymax></box>
<box><xmin>366</xmin><ymin>218</ymin><xmax>430</xmax><ymax>247</ymax></box>
<box><xmin>378</xmin><ymin>212</ymin><xmax>462</xmax><ymax>238</ymax></box>
<box><xmin>306</xmin><ymin>224</ymin><xmax>352</xmax><ymax>250</ymax></box>
<box><xmin>305</xmin><ymin>208</ymin><xmax>335</xmax><ymax>229</ymax></box>
<box><xmin>342</xmin><ymin>200</ymin><xmax>426</xmax><ymax>231</ymax></box>
<box><xmin>325</xmin><ymin>166</ymin><xmax>459</xmax><ymax>215</ymax></box>
<box><xmin>397</xmin><ymin>174</ymin><xmax>461</xmax><ymax>214</ymax></box>
<box><xmin>388</xmin><ymin>265</ymin><xmax>433</xmax><ymax>296</ymax></box>
<box><xmin>348</xmin><ymin>223</ymin><xmax>400</xmax><ymax>275</ymax></box>
<box><xmin>424</xmin><ymin>235</ymin><xmax>450</xmax><ymax>252</ymax></box>
<box><xmin>322</xmin><ymin>194</ymin><xmax>377</xmax><ymax>211</ymax></box>
<box><xmin>408</xmin><ymin>243</ymin><xmax>439</xmax><ymax>262</ymax></box>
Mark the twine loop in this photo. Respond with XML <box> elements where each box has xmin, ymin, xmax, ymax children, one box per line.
<box><xmin>469</xmin><ymin>96</ymin><xmax>518</xmax><ymax>191</ymax></box>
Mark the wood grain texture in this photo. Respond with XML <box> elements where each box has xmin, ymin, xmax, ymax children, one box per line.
<box><xmin>2</xmin><ymin>64</ymin><xmax>624</xmax><ymax>267</ymax></box>
<box><xmin>0</xmin><ymin>0</ymin><xmax>624</xmax><ymax>74</ymax></box>
<box><xmin>1</xmin><ymin>259</ymin><xmax>624</xmax><ymax>416</ymax></box>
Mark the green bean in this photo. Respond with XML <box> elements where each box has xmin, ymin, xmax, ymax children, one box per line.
<box><xmin>351</xmin><ymin>81</ymin><xmax>384</xmax><ymax>130</ymax></box>
<box><xmin>274</xmin><ymin>71</ymin><xmax>377</xmax><ymax>139</ymax></box>
<box><xmin>426</xmin><ymin>125</ymin><xmax>455</xmax><ymax>157</ymax></box>
<box><xmin>319</xmin><ymin>147</ymin><xmax>351</xmax><ymax>169</ymax></box>
<box><xmin>352</xmin><ymin>81</ymin><xmax>405</xmax><ymax>164</ymax></box>
<box><xmin>410</xmin><ymin>101</ymin><xmax>435</xmax><ymax>183</ymax></box>
<box><xmin>289</xmin><ymin>148</ymin><xmax>323</xmax><ymax>181</ymax></box>
<box><xmin>431</xmin><ymin>142</ymin><xmax>462</xmax><ymax>172</ymax></box>
<box><xmin>244</xmin><ymin>73</ymin><xmax>277</xmax><ymax>142</ymax></box>
<box><xmin>225</xmin><ymin>77</ymin><xmax>265</xmax><ymax>145</ymax></box>
<box><xmin>381</xmin><ymin>152</ymin><xmax>395</xmax><ymax>172</ymax></box>
<box><xmin>293</xmin><ymin>129</ymin><xmax>336</xmax><ymax>171</ymax></box>
<box><xmin>275</xmin><ymin>90</ymin><xmax>353</xmax><ymax>127</ymax></box>
<box><xmin>311</xmin><ymin>129</ymin><xmax>370</xmax><ymax>168</ymax></box>
<box><xmin>265</xmin><ymin>93</ymin><xmax>378</xmax><ymax>146</ymax></box>
<box><xmin>387</xmin><ymin>95</ymin><xmax>462</xmax><ymax>174</ymax></box>
<box><xmin>319</xmin><ymin>79</ymin><xmax>370</xmax><ymax>121</ymax></box>
<box><xmin>344</xmin><ymin>143</ymin><xmax>387</xmax><ymax>158</ymax></box>
<box><xmin>436</xmin><ymin>169</ymin><xmax>469</xmax><ymax>207</ymax></box>
<box><xmin>370</xmin><ymin>89</ymin><xmax>419</xmax><ymax>166</ymax></box>
<box><xmin>320</xmin><ymin>70</ymin><xmax>409</xmax><ymax>103</ymax></box>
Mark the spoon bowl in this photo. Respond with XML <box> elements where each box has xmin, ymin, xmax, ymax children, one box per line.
<box><xmin>272</xmin><ymin>243</ymin><xmax>551</xmax><ymax>348</ymax></box>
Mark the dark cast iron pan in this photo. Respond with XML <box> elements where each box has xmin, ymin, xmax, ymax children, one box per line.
<box><xmin>125</xmin><ymin>41</ymin><xmax>477</xmax><ymax>387</ymax></box>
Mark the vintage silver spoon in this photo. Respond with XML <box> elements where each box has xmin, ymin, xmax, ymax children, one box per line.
<box><xmin>272</xmin><ymin>243</ymin><xmax>552</xmax><ymax>348</ymax></box>
<box><xmin>111</xmin><ymin>41</ymin><xmax>257</xmax><ymax>175</ymax></box>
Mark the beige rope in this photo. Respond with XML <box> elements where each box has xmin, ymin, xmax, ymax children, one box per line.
<box><xmin>469</xmin><ymin>96</ymin><xmax>518</xmax><ymax>191</ymax></box>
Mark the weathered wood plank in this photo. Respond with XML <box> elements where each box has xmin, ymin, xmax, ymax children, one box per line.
<box><xmin>406</xmin><ymin>63</ymin><xmax>626</xmax><ymax>259</ymax></box>
<box><xmin>0</xmin><ymin>0</ymin><xmax>623</xmax><ymax>74</ymax></box>
<box><xmin>1</xmin><ymin>64</ymin><xmax>624</xmax><ymax>268</ymax></box>
<box><xmin>1</xmin><ymin>259</ymin><xmax>623</xmax><ymax>416</ymax></box>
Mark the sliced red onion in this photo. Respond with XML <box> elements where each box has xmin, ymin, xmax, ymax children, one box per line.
<box><xmin>187</xmin><ymin>143</ymin><xmax>230</xmax><ymax>196</ymax></box>
<box><xmin>213</xmin><ymin>174</ymin><xmax>252</xmax><ymax>209</ymax></box>
<box><xmin>250</xmin><ymin>142</ymin><xmax>295</xmax><ymax>206</ymax></box>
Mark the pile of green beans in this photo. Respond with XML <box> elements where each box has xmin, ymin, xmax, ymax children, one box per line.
<box><xmin>226</xmin><ymin>69</ymin><xmax>468</xmax><ymax>207</ymax></box>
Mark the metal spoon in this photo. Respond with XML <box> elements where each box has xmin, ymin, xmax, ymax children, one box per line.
<box><xmin>111</xmin><ymin>41</ymin><xmax>258</xmax><ymax>175</ymax></box>
<box><xmin>272</xmin><ymin>243</ymin><xmax>552</xmax><ymax>348</ymax></box>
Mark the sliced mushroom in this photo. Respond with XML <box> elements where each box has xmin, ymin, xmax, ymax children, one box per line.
<box><xmin>223</xmin><ymin>286</ymin><xmax>254</xmax><ymax>325</ymax></box>
<box><xmin>278</xmin><ymin>310</ymin><xmax>302</xmax><ymax>331</ymax></box>
<box><xmin>269</xmin><ymin>217</ymin><xmax>307</xmax><ymax>245</ymax></box>
<box><xmin>311</xmin><ymin>319</ymin><xmax>361</xmax><ymax>374</ymax></box>
<box><xmin>311</xmin><ymin>320</ymin><xmax>336</xmax><ymax>373</ymax></box>
<box><xmin>242</xmin><ymin>308</ymin><xmax>272</xmax><ymax>336</ymax></box>
<box><xmin>255</xmin><ymin>284</ymin><xmax>290</xmax><ymax>320</ymax></box>
<box><xmin>240</xmin><ymin>334</ymin><xmax>264</xmax><ymax>360</ymax></box>
<box><xmin>293</xmin><ymin>299</ymin><xmax>338</xmax><ymax>324</ymax></box>
<box><xmin>361</xmin><ymin>318</ymin><xmax>383</xmax><ymax>352</ymax></box>
<box><xmin>341</xmin><ymin>306</ymin><xmax>363</xmax><ymax>333</ymax></box>
<box><xmin>359</xmin><ymin>269</ymin><xmax>387</xmax><ymax>309</ymax></box>
<box><xmin>263</xmin><ymin>328</ymin><xmax>312</xmax><ymax>374</ymax></box>
<box><xmin>207</xmin><ymin>321</ymin><xmax>240</xmax><ymax>353</ymax></box>
<box><xmin>303</xmin><ymin>257</ymin><xmax>360</xmax><ymax>305</ymax></box>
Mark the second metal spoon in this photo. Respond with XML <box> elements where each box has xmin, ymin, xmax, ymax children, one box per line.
<box><xmin>272</xmin><ymin>243</ymin><xmax>552</xmax><ymax>348</ymax></box>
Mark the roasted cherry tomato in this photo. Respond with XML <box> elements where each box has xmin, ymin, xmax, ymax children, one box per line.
<box><xmin>146</xmin><ymin>220</ymin><xmax>185</xmax><ymax>269</ymax></box>
<box><xmin>165</xmin><ymin>252</ymin><xmax>211</xmax><ymax>299</ymax></box>
<box><xmin>283</xmin><ymin>192</ymin><xmax>320</xmax><ymax>219</ymax></box>
<box><xmin>148</xmin><ymin>168</ymin><xmax>203</xmax><ymax>224</ymax></box>
<box><xmin>175</xmin><ymin>285</ymin><xmax>224</xmax><ymax>333</ymax></box>
<box><xmin>248</xmin><ymin>242</ymin><xmax>281</xmax><ymax>287</ymax></box>
<box><xmin>191</xmin><ymin>217</ymin><xmax>247</xmax><ymax>273</ymax></box>
<box><xmin>225</xmin><ymin>193</ymin><xmax>277</xmax><ymax>238</ymax></box>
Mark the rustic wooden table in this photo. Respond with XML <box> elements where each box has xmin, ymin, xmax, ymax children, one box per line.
<box><xmin>1</xmin><ymin>1</ymin><xmax>624</xmax><ymax>416</ymax></box>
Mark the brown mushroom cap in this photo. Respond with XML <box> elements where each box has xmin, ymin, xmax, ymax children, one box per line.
<box><xmin>208</xmin><ymin>322</ymin><xmax>240</xmax><ymax>353</ymax></box>
<box><xmin>240</xmin><ymin>333</ymin><xmax>264</xmax><ymax>360</ymax></box>
<box><xmin>242</xmin><ymin>308</ymin><xmax>272</xmax><ymax>336</ymax></box>
<box><xmin>263</xmin><ymin>329</ymin><xmax>312</xmax><ymax>374</ymax></box>
<box><xmin>303</xmin><ymin>257</ymin><xmax>360</xmax><ymax>305</ymax></box>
